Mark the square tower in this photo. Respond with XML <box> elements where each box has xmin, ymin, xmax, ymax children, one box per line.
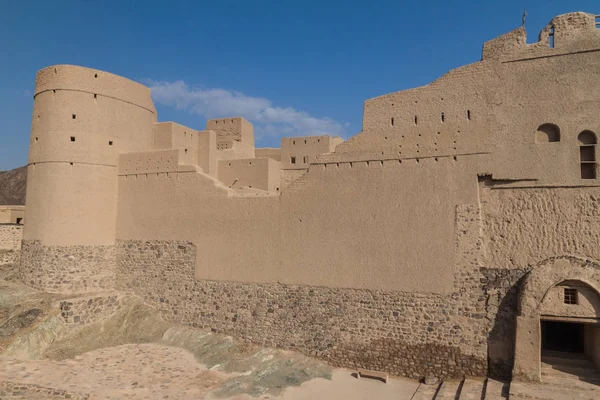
<box><xmin>206</xmin><ymin>117</ymin><xmax>254</xmax><ymax>147</ymax></box>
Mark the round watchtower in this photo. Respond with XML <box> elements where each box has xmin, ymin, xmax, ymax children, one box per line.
<box><xmin>20</xmin><ymin>65</ymin><xmax>157</xmax><ymax>293</ymax></box>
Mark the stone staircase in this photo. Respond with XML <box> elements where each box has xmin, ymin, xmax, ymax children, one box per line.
<box><xmin>411</xmin><ymin>377</ymin><xmax>509</xmax><ymax>399</ymax></box>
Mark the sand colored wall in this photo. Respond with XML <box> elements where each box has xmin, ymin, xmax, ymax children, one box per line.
<box><xmin>540</xmin><ymin>283</ymin><xmax>600</xmax><ymax>319</ymax></box>
<box><xmin>325</xmin><ymin>12</ymin><xmax>600</xmax><ymax>187</ymax></box>
<box><xmin>207</xmin><ymin>117</ymin><xmax>254</xmax><ymax>147</ymax></box>
<box><xmin>153</xmin><ymin>122</ymin><xmax>200</xmax><ymax>166</ymax></box>
<box><xmin>25</xmin><ymin>65</ymin><xmax>157</xmax><ymax>246</ymax></box>
<box><xmin>281</xmin><ymin>135</ymin><xmax>341</xmax><ymax>169</ymax></box>
<box><xmin>218</xmin><ymin>157</ymin><xmax>281</xmax><ymax>191</ymax></box>
<box><xmin>117</xmin><ymin>152</ymin><xmax>484</xmax><ymax>293</ymax></box>
<box><xmin>0</xmin><ymin>206</ymin><xmax>25</xmax><ymax>224</ymax></box>
<box><xmin>197</xmin><ymin>130</ymin><xmax>217</xmax><ymax>177</ymax></box>
<box><xmin>216</xmin><ymin>140</ymin><xmax>255</xmax><ymax>161</ymax></box>
<box><xmin>255</xmin><ymin>148</ymin><xmax>281</xmax><ymax>161</ymax></box>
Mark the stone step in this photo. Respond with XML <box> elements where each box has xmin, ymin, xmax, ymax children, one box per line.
<box><xmin>510</xmin><ymin>380</ymin><xmax>600</xmax><ymax>400</ymax></box>
<box><xmin>484</xmin><ymin>378</ymin><xmax>509</xmax><ymax>400</ymax></box>
<box><xmin>434</xmin><ymin>380</ymin><xmax>461</xmax><ymax>399</ymax></box>
<box><xmin>458</xmin><ymin>378</ymin><xmax>485</xmax><ymax>400</ymax></box>
<box><xmin>411</xmin><ymin>382</ymin><xmax>441</xmax><ymax>400</ymax></box>
<box><xmin>541</xmin><ymin>373</ymin><xmax>600</xmax><ymax>392</ymax></box>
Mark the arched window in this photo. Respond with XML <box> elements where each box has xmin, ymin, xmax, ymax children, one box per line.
<box><xmin>578</xmin><ymin>131</ymin><xmax>597</xmax><ymax>179</ymax></box>
<box><xmin>535</xmin><ymin>123</ymin><xmax>560</xmax><ymax>143</ymax></box>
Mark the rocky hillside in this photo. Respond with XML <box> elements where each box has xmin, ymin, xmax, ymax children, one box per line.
<box><xmin>0</xmin><ymin>166</ymin><xmax>27</xmax><ymax>205</ymax></box>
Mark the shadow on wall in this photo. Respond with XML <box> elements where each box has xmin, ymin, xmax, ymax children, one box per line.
<box><xmin>484</xmin><ymin>269</ymin><xmax>530</xmax><ymax>380</ymax></box>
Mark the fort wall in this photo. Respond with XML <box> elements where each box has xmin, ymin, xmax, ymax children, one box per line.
<box><xmin>218</xmin><ymin>157</ymin><xmax>281</xmax><ymax>191</ymax></box>
<box><xmin>255</xmin><ymin>148</ymin><xmax>281</xmax><ymax>161</ymax></box>
<box><xmin>207</xmin><ymin>117</ymin><xmax>254</xmax><ymax>147</ymax></box>
<box><xmin>116</xmin><ymin>152</ymin><xmax>486</xmax><ymax>293</ymax></box>
<box><xmin>115</xmin><ymin>227</ymin><xmax>489</xmax><ymax>380</ymax></box>
<box><xmin>281</xmin><ymin>135</ymin><xmax>341</xmax><ymax>169</ymax></box>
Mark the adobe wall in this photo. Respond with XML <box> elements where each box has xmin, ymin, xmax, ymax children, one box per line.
<box><xmin>117</xmin><ymin>152</ymin><xmax>486</xmax><ymax>292</ymax></box>
<box><xmin>207</xmin><ymin>117</ymin><xmax>254</xmax><ymax>147</ymax></box>
<box><xmin>255</xmin><ymin>148</ymin><xmax>281</xmax><ymax>161</ymax></box>
<box><xmin>218</xmin><ymin>157</ymin><xmax>281</xmax><ymax>191</ymax></box>
<box><xmin>540</xmin><ymin>283</ymin><xmax>600</xmax><ymax>319</ymax></box>
<box><xmin>281</xmin><ymin>135</ymin><xmax>339</xmax><ymax>169</ymax></box>
<box><xmin>153</xmin><ymin>122</ymin><xmax>200</xmax><ymax>166</ymax></box>
<box><xmin>327</xmin><ymin>12</ymin><xmax>600</xmax><ymax>186</ymax></box>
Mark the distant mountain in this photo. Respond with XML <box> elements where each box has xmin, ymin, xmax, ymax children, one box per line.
<box><xmin>0</xmin><ymin>166</ymin><xmax>27</xmax><ymax>205</ymax></box>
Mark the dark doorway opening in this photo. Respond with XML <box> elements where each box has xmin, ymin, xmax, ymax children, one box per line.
<box><xmin>541</xmin><ymin>320</ymin><xmax>584</xmax><ymax>353</ymax></box>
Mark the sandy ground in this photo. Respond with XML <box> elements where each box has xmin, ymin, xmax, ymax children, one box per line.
<box><xmin>0</xmin><ymin>343</ymin><xmax>422</xmax><ymax>400</ymax></box>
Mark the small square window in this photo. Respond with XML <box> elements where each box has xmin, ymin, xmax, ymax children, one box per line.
<box><xmin>564</xmin><ymin>288</ymin><xmax>578</xmax><ymax>305</ymax></box>
<box><xmin>109</xmin><ymin>141</ymin><xmax>113</xmax><ymax>146</ymax></box>
<box><xmin>291</xmin><ymin>156</ymin><xmax>296</xmax><ymax>164</ymax></box>
<box><xmin>70</xmin><ymin>136</ymin><xmax>75</xmax><ymax>142</ymax></box>
<box><xmin>72</xmin><ymin>114</ymin><xmax>76</xmax><ymax>119</ymax></box>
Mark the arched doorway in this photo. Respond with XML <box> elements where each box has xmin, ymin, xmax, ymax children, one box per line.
<box><xmin>513</xmin><ymin>257</ymin><xmax>600</xmax><ymax>382</ymax></box>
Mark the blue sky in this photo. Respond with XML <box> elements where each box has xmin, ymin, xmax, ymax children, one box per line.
<box><xmin>1</xmin><ymin>0</ymin><xmax>598</xmax><ymax>170</ymax></box>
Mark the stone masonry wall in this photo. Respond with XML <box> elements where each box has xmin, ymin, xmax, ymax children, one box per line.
<box><xmin>116</xmin><ymin>204</ymin><xmax>494</xmax><ymax>381</ymax></box>
<box><xmin>59</xmin><ymin>293</ymin><xmax>125</xmax><ymax>326</ymax></box>
<box><xmin>19</xmin><ymin>240</ymin><xmax>115</xmax><ymax>294</ymax></box>
<box><xmin>0</xmin><ymin>223</ymin><xmax>23</xmax><ymax>265</ymax></box>
<box><xmin>0</xmin><ymin>224</ymin><xmax>23</xmax><ymax>250</ymax></box>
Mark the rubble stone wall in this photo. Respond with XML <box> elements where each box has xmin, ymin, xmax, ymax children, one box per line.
<box><xmin>19</xmin><ymin>240</ymin><xmax>115</xmax><ymax>294</ymax></box>
<box><xmin>59</xmin><ymin>293</ymin><xmax>126</xmax><ymax>326</ymax></box>
<box><xmin>0</xmin><ymin>224</ymin><xmax>24</xmax><ymax>265</ymax></box>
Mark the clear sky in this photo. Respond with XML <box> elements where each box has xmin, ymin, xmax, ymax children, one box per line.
<box><xmin>1</xmin><ymin>0</ymin><xmax>598</xmax><ymax>170</ymax></box>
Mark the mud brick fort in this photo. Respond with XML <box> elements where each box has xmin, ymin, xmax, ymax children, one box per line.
<box><xmin>5</xmin><ymin>11</ymin><xmax>600</xmax><ymax>383</ymax></box>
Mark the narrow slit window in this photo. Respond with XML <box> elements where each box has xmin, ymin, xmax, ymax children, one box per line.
<box><xmin>303</xmin><ymin>156</ymin><xmax>308</xmax><ymax>163</ymax></box>
<box><xmin>564</xmin><ymin>288</ymin><xmax>578</xmax><ymax>305</ymax></box>
<box><xmin>549</xmin><ymin>26</ymin><xmax>555</xmax><ymax>48</ymax></box>
<box><xmin>467</xmin><ymin>110</ymin><xmax>471</xmax><ymax>120</ymax></box>
<box><xmin>391</xmin><ymin>117</ymin><xmax>394</xmax><ymax>126</ymax></box>
<box><xmin>414</xmin><ymin>115</ymin><xmax>418</xmax><ymax>125</ymax></box>
<box><xmin>441</xmin><ymin>112</ymin><xmax>445</xmax><ymax>122</ymax></box>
